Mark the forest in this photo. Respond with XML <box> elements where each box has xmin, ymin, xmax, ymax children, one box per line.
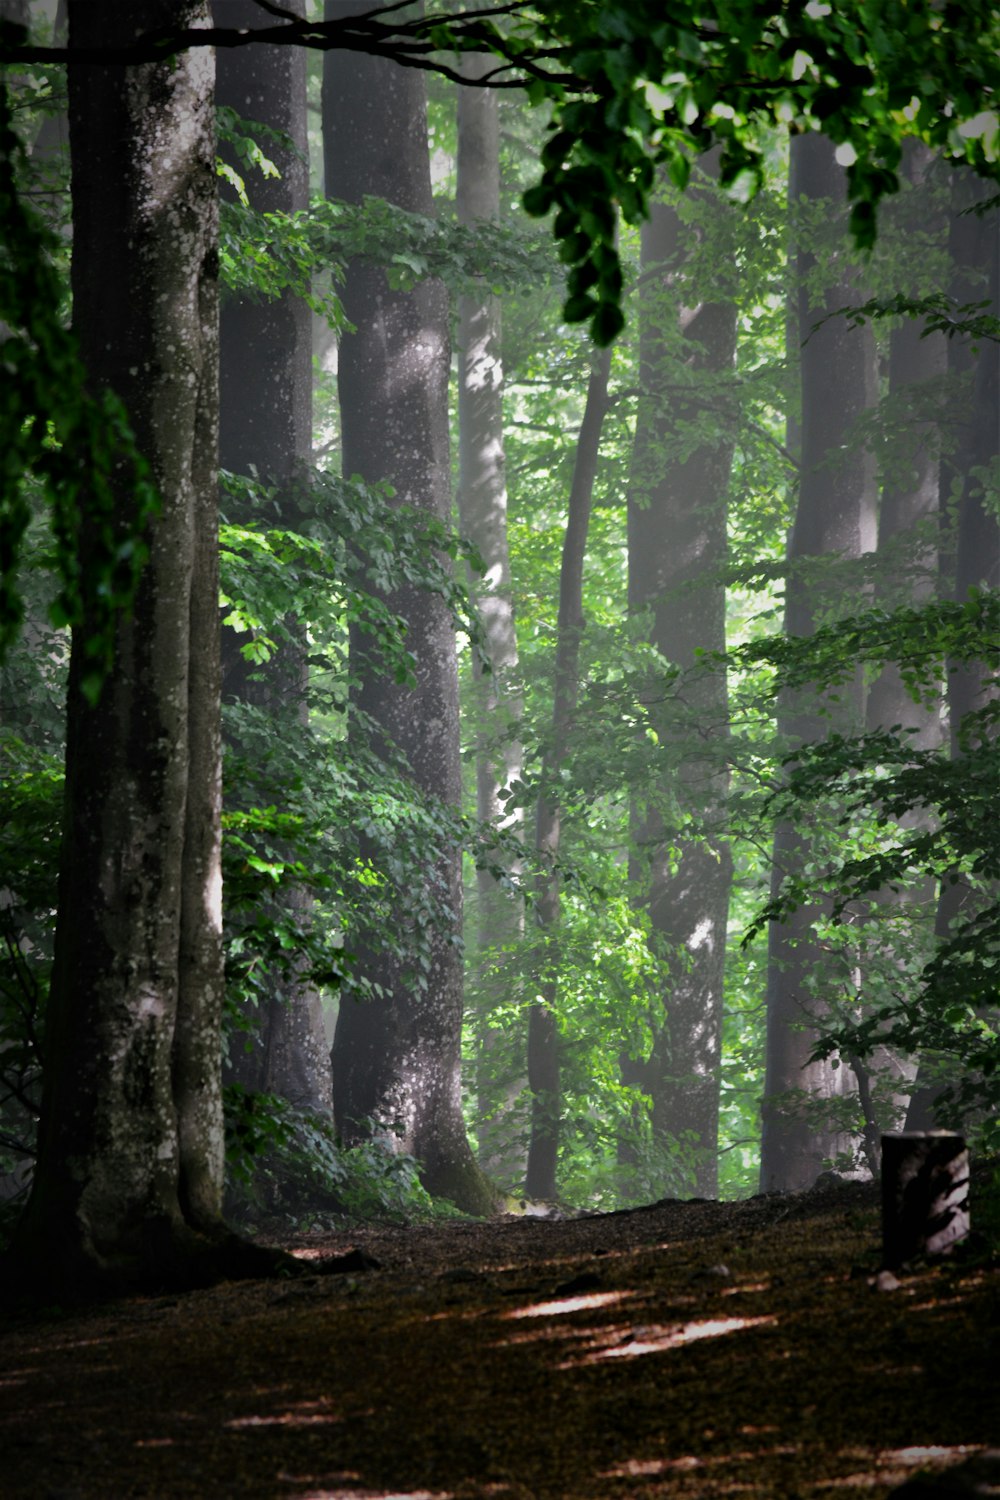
<box><xmin>0</xmin><ymin>0</ymin><xmax>998</xmax><ymax>1302</ymax></box>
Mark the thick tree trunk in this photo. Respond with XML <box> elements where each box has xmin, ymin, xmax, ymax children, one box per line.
<box><xmin>456</xmin><ymin>58</ymin><xmax>525</xmax><ymax>1184</ymax></box>
<box><xmin>214</xmin><ymin>0</ymin><xmax>332</xmax><ymax>1120</ymax></box>
<box><xmin>12</xmin><ymin>0</ymin><xmax>230</xmax><ymax>1293</ymax></box>
<box><xmin>861</xmin><ymin>143</ymin><xmax>946</xmax><ymax>1133</ymax></box>
<box><xmin>906</xmin><ymin>174</ymin><xmax>1000</xmax><ymax>1130</ymax></box>
<box><xmin>624</xmin><ymin>161</ymin><xmax>736</xmax><ymax>1200</ymax></box>
<box><xmin>323</xmin><ymin>2</ymin><xmax>495</xmax><ymax>1214</ymax></box>
<box><xmin>524</xmin><ymin>345</ymin><xmax>612</xmax><ymax>1203</ymax></box>
<box><xmin>759</xmin><ymin>135</ymin><xmax>878</xmax><ymax>1193</ymax></box>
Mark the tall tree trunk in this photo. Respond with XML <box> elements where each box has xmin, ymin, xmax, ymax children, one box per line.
<box><xmin>759</xmin><ymin>135</ymin><xmax>878</xmax><ymax>1193</ymax></box>
<box><xmin>862</xmin><ymin>142</ymin><xmax>946</xmax><ymax>1135</ymax></box>
<box><xmin>323</xmin><ymin>1</ymin><xmax>495</xmax><ymax>1214</ymax></box>
<box><xmin>906</xmin><ymin>173</ymin><xmax>1000</xmax><ymax>1129</ymax></box>
<box><xmin>214</xmin><ymin>0</ymin><xmax>332</xmax><ymax>1119</ymax></box>
<box><xmin>524</xmin><ymin>345</ymin><xmax>612</xmax><ymax>1203</ymax></box>
<box><xmin>624</xmin><ymin>161</ymin><xmax>736</xmax><ymax>1200</ymax></box>
<box><xmin>12</xmin><ymin>0</ymin><xmax>229</xmax><ymax>1293</ymax></box>
<box><xmin>456</xmin><ymin>57</ymin><xmax>525</xmax><ymax>1183</ymax></box>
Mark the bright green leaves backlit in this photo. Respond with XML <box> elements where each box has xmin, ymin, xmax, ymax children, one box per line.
<box><xmin>215</xmin><ymin>103</ymin><xmax>282</xmax><ymax>208</ymax></box>
<box><xmin>219</xmin><ymin>193</ymin><xmax>554</xmax><ymax>329</ymax></box>
<box><xmin>219</xmin><ymin>467</ymin><xmax>489</xmax><ymax>691</ymax></box>
<box><xmin>516</xmin><ymin>0</ymin><xmax>1000</xmax><ymax>339</ymax></box>
<box><xmin>0</xmin><ymin>76</ymin><xmax>159</xmax><ymax>700</ymax></box>
<box><xmin>5</xmin><ymin>3</ymin><xmax>1000</xmax><ymax>347</ymax></box>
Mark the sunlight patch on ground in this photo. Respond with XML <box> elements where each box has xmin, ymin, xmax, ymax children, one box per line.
<box><xmin>811</xmin><ymin>1445</ymin><xmax>982</xmax><ymax>1491</ymax></box>
<box><xmin>287</xmin><ymin>1488</ymin><xmax>454</xmax><ymax>1500</ymax></box>
<box><xmin>570</xmin><ymin>1314</ymin><xmax>777</xmax><ymax>1366</ymax></box>
<box><xmin>497</xmin><ymin>1319</ymin><xmax>631</xmax><ymax>1350</ymax></box>
<box><xmin>504</xmin><ymin>1289</ymin><xmax>634</xmax><ymax>1319</ymax></box>
<box><xmin>604</xmin><ymin>1446</ymin><xmax>799</xmax><ymax>1479</ymax></box>
<box><xmin>887</xmin><ymin>1446</ymin><xmax>979</xmax><ymax>1464</ymax></box>
<box><xmin>225</xmin><ymin>1399</ymin><xmax>344</xmax><ymax>1431</ymax></box>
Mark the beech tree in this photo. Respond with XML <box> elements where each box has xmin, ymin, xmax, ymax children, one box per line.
<box><xmin>858</xmin><ymin>142</ymin><xmax>946</xmax><ymax>1139</ymax></box>
<box><xmin>524</xmin><ymin>340</ymin><xmax>613</xmax><ymax>1202</ymax></box>
<box><xmin>907</xmin><ymin>173</ymin><xmax>1000</xmax><ymax>1129</ymax></box>
<box><xmin>214</xmin><ymin>0</ymin><xmax>332</xmax><ymax>1119</ymax></box>
<box><xmin>455</xmin><ymin>60</ymin><xmax>526</xmax><ymax>1181</ymax></box>
<box><xmin>10</xmin><ymin>0</ymin><xmax>241</xmax><ymax>1294</ymax></box>
<box><xmin>1</xmin><ymin>0</ymin><xmax>999</xmax><ymax>1277</ymax></box>
<box><xmin>323</xmin><ymin>0</ymin><xmax>495</xmax><ymax>1214</ymax></box>
<box><xmin>759</xmin><ymin>135</ymin><xmax>878</xmax><ymax>1193</ymax></box>
<box><xmin>624</xmin><ymin>159</ymin><xmax>737</xmax><ymax>1199</ymax></box>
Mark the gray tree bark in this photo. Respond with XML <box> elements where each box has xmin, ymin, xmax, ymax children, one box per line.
<box><xmin>759</xmin><ymin>135</ymin><xmax>878</xmax><ymax>1193</ymax></box>
<box><xmin>214</xmin><ymin>0</ymin><xmax>332</xmax><ymax>1120</ymax></box>
<box><xmin>525</xmin><ymin>344</ymin><xmax>613</xmax><ymax>1203</ymax></box>
<box><xmin>906</xmin><ymin>173</ymin><xmax>1000</xmax><ymax>1130</ymax></box>
<box><xmin>12</xmin><ymin>0</ymin><xmax>230</xmax><ymax>1293</ymax></box>
<box><xmin>624</xmin><ymin>161</ymin><xmax>736</xmax><ymax>1200</ymax></box>
<box><xmin>323</xmin><ymin>1</ymin><xmax>495</xmax><ymax>1213</ymax></box>
<box><xmin>861</xmin><ymin>142</ymin><xmax>947</xmax><ymax>1140</ymax></box>
<box><xmin>456</xmin><ymin>58</ymin><xmax>525</xmax><ymax>1184</ymax></box>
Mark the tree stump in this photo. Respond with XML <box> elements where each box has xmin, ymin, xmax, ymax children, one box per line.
<box><xmin>881</xmin><ymin>1131</ymin><xmax>969</xmax><ymax>1268</ymax></box>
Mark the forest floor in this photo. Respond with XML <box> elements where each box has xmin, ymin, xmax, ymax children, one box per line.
<box><xmin>1</xmin><ymin>1173</ymin><xmax>998</xmax><ymax>1500</ymax></box>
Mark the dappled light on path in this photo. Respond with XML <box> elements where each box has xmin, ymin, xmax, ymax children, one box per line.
<box><xmin>1</xmin><ymin>1182</ymin><xmax>996</xmax><ymax>1498</ymax></box>
<box><xmin>504</xmin><ymin>1289</ymin><xmax>633</xmax><ymax>1319</ymax></box>
<box><xmin>570</xmin><ymin>1312</ymin><xmax>777</xmax><ymax>1364</ymax></box>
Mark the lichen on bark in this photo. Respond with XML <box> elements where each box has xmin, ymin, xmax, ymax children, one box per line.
<box><xmin>9</xmin><ymin>0</ymin><xmax>229</xmax><ymax>1296</ymax></box>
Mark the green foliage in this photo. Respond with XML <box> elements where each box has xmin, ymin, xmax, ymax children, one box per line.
<box><xmin>223</xmin><ymin>1085</ymin><xmax>447</xmax><ymax>1226</ymax></box>
<box><xmin>215</xmin><ymin>103</ymin><xmax>285</xmax><ymax>206</ymax></box>
<box><xmin>0</xmin><ymin>78</ymin><xmax>159</xmax><ymax>700</ymax></box>
<box><xmin>513</xmin><ymin>0</ymin><xmax>1000</xmax><ymax>339</ymax></box>
<box><xmin>7</xmin><ymin>3</ymin><xmax>1000</xmax><ymax>344</ymax></box>
<box><xmin>733</xmin><ymin>592</ymin><xmax>1000</xmax><ymax>1137</ymax></box>
<box><xmin>221</xmin><ymin>466</ymin><xmax>487</xmax><ymax>685</ymax></box>
<box><xmin>0</xmin><ymin>734</ymin><xmax>61</xmax><ymax>1178</ymax></box>
<box><xmin>5</xmin><ymin>4</ymin><xmax>1000</xmax><ymax>1216</ymax></box>
<box><xmin>219</xmin><ymin>191</ymin><xmax>555</xmax><ymax>327</ymax></box>
<box><xmin>218</xmin><ymin>467</ymin><xmax>512</xmax><ymax>1040</ymax></box>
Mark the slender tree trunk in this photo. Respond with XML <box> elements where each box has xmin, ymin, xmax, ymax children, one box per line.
<box><xmin>867</xmin><ymin>145</ymin><xmax>945</xmax><ymax>741</ymax></box>
<box><xmin>624</xmin><ymin>161</ymin><xmax>736</xmax><ymax>1200</ymax></box>
<box><xmin>759</xmin><ymin>135</ymin><xmax>878</xmax><ymax>1193</ymax></box>
<box><xmin>907</xmin><ymin>173</ymin><xmax>1000</xmax><ymax>1129</ymax></box>
<box><xmin>524</xmin><ymin>345</ymin><xmax>612</xmax><ymax>1203</ymax></box>
<box><xmin>214</xmin><ymin>0</ymin><xmax>332</xmax><ymax>1119</ymax></box>
<box><xmin>456</xmin><ymin>57</ymin><xmax>525</xmax><ymax>1183</ymax></box>
<box><xmin>323</xmin><ymin>1</ymin><xmax>495</xmax><ymax>1213</ymax></box>
<box><xmin>12</xmin><ymin>0</ymin><xmax>229</xmax><ymax>1292</ymax></box>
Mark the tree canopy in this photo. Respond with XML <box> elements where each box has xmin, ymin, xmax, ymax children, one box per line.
<box><xmin>3</xmin><ymin>1</ymin><xmax>1000</xmax><ymax>344</ymax></box>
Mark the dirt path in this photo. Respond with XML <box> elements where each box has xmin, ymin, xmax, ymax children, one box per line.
<box><xmin>1</xmin><ymin>1178</ymin><xmax>996</xmax><ymax>1498</ymax></box>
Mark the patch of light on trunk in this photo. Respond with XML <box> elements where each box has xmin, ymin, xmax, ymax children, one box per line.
<box><xmin>688</xmin><ymin>916</ymin><xmax>714</xmax><ymax>951</ymax></box>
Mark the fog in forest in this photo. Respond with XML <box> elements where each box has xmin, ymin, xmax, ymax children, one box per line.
<box><xmin>0</xmin><ymin>1</ymin><xmax>997</xmax><ymax>1295</ymax></box>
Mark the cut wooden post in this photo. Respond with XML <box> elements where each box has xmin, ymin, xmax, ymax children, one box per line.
<box><xmin>881</xmin><ymin>1131</ymin><xmax>970</xmax><ymax>1268</ymax></box>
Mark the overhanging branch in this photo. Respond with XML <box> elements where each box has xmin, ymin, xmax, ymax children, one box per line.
<box><xmin>0</xmin><ymin>4</ymin><xmax>580</xmax><ymax>89</ymax></box>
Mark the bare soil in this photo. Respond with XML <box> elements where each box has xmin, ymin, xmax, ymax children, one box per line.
<box><xmin>1</xmin><ymin>1176</ymin><xmax>997</xmax><ymax>1499</ymax></box>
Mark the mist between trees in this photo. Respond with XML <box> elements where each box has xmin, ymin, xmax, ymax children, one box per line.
<box><xmin>0</xmin><ymin>0</ymin><xmax>997</xmax><ymax>1295</ymax></box>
